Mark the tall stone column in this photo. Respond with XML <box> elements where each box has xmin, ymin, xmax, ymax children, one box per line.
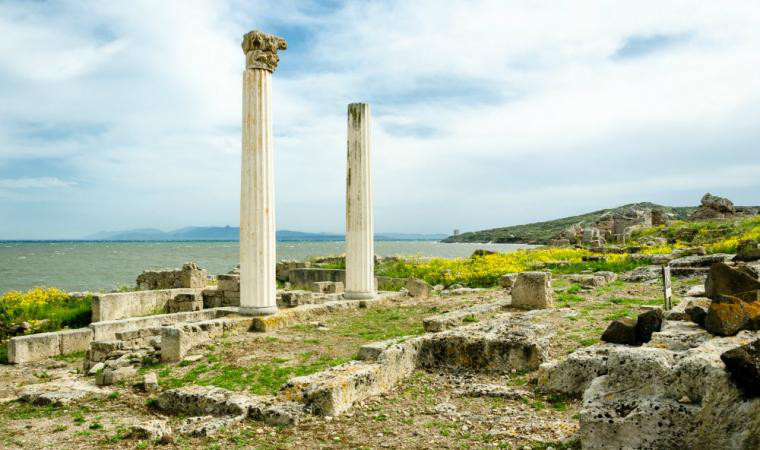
<box><xmin>345</xmin><ymin>103</ymin><xmax>376</xmax><ymax>300</ymax></box>
<box><xmin>239</xmin><ymin>31</ymin><xmax>287</xmax><ymax>315</ymax></box>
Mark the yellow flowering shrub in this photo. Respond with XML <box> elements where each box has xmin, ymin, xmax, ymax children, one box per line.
<box><xmin>0</xmin><ymin>288</ymin><xmax>91</xmax><ymax>332</ymax></box>
<box><xmin>378</xmin><ymin>248</ymin><xmax>643</xmax><ymax>287</ymax></box>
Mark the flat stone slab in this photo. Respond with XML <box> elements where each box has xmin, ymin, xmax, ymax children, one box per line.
<box><xmin>422</xmin><ymin>301</ymin><xmax>508</xmax><ymax>332</ymax></box>
<box><xmin>158</xmin><ymin>386</ymin><xmax>302</xmax><ymax>426</ymax></box>
<box><xmin>18</xmin><ymin>378</ymin><xmax>113</xmax><ymax>406</ymax></box>
<box><xmin>457</xmin><ymin>383</ymin><xmax>531</xmax><ymax>400</ymax></box>
<box><xmin>417</xmin><ymin>311</ymin><xmax>554</xmax><ymax>372</ymax></box>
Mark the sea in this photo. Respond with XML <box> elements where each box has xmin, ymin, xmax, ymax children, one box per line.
<box><xmin>0</xmin><ymin>241</ymin><xmax>532</xmax><ymax>294</ymax></box>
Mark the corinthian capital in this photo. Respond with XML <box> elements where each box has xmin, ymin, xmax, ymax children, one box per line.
<box><xmin>242</xmin><ymin>30</ymin><xmax>287</xmax><ymax>72</ymax></box>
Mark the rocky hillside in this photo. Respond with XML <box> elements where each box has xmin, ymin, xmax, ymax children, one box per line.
<box><xmin>444</xmin><ymin>195</ymin><xmax>758</xmax><ymax>245</ymax></box>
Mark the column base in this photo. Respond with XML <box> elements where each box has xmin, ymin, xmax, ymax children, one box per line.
<box><xmin>343</xmin><ymin>291</ymin><xmax>377</xmax><ymax>300</ymax></box>
<box><xmin>239</xmin><ymin>305</ymin><xmax>278</xmax><ymax>316</ymax></box>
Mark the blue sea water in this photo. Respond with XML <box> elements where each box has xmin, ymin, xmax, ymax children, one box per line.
<box><xmin>0</xmin><ymin>240</ymin><xmax>531</xmax><ymax>294</ymax></box>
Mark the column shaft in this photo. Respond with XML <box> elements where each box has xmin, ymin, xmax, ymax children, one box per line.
<box><xmin>240</xmin><ymin>69</ymin><xmax>277</xmax><ymax>315</ymax></box>
<box><xmin>345</xmin><ymin>103</ymin><xmax>376</xmax><ymax>299</ymax></box>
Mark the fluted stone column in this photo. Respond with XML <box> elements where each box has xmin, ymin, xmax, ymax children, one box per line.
<box><xmin>239</xmin><ymin>31</ymin><xmax>287</xmax><ymax>315</ymax></box>
<box><xmin>345</xmin><ymin>103</ymin><xmax>376</xmax><ymax>300</ymax></box>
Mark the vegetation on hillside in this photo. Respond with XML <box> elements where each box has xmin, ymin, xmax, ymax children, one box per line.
<box><xmin>442</xmin><ymin>202</ymin><xmax>698</xmax><ymax>244</ymax></box>
<box><xmin>376</xmin><ymin>248</ymin><xmax>648</xmax><ymax>287</ymax></box>
<box><xmin>630</xmin><ymin>215</ymin><xmax>760</xmax><ymax>254</ymax></box>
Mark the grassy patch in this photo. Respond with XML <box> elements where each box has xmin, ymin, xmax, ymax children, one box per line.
<box><xmin>0</xmin><ymin>289</ymin><xmax>92</xmax><ymax>344</ymax></box>
<box><xmin>158</xmin><ymin>354</ymin><xmax>353</xmax><ymax>395</ymax></box>
<box><xmin>610</xmin><ymin>297</ymin><xmax>662</xmax><ymax>306</ymax></box>
<box><xmin>331</xmin><ymin>307</ymin><xmax>425</xmax><ymax>341</ymax></box>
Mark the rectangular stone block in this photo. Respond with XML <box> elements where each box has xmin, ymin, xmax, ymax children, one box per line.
<box><xmin>288</xmin><ymin>268</ymin><xmax>346</xmax><ymax>290</ymax></box>
<box><xmin>8</xmin><ymin>332</ymin><xmax>61</xmax><ymax>364</ymax></box>
<box><xmin>310</xmin><ymin>282</ymin><xmax>332</xmax><ymax>293</ymax></box>
<box><xmin>510</xmin><ymin>272</ymin><xmax>553</xmax><ymax>310</ymax></box>
<box><xmin>217</xmin><ymin>274</ymin><xmax>240</xmax><ymax>292</ymax></box>
<box><xmin>92</xmin><ymin>288</ymin><xmax>204</xmax><ymax>322</ymax></box>
<box><xmin>161</xmin><ymin>319</ymin><xmax>226</xmax><ymax>362</ymax></box>
<box><xmin>203</xmin><ymin>287</ymin><xmax>224</xmax><ymax>308</ymax></box>
<box><xmin>59</xmin><ymin>328</ymin><xmax>94</xmax><ymax>355</ymax></box>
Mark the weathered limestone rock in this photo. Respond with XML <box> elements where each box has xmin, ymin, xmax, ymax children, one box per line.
<box><xmin>569</xmin><ymin>272</ymin><xmax>616</xmax><ymax>288</ymax></box>
<box><xmin>705</xmin><ymin>262</ymin><xmax>760</xmax><ymax>300</ymax></box>
<box><xmin>288</xmin><ymin>268</ymin><xmax>346</xmax><ymax>289</ymax></box>
<box><xmin>405</xmin><ymin>278</ymin><xmax>432</xmax><ymax>298</ymax></box>
<box><xmin>736</xmin><ymin>240</ymin><xmax>760</xmax><ymax>262</ymax></box>
<box><xmin>601</xmin><ymin>318</ymin><xmax>638</xmax><ymax>345</ymax></box>
<box><xmin>621</xmin><ymin>265</ymin><xmax>662</xmax><ymax>282</ymax></box>
<box><xmin>720</xmin><ymin>338</ymin><xmax>760</xmax><ymax>397</ymax></box>
<box><xmin>128</xmin><ymin>420</ymin><xmax>171</xmax><ymax>441</ymax></box>
<box><xmin>417</xmin><ymin>312</ymin><xmax>553</xmax><ymax>372</ymax></box>
<box><xmin>161</xmin><ymin>318</ymin><xmax>246</xmax><ymax>362</ymax></box>
<box><xmin>635</xmin><ymin>308</ymin><xmax>664</xmax><ymax>343</ymax></box>
<box><xmin>92</xmin><ymin>288</ymin><xmax>204</xmax><ymax>322</ymax></box>
<box><xmin>18</xmin><ymin>378</ymin><xmax>113</xmax><ymax>406</ymax></box>
<box><xmin>344</xmin><ymin>102</ymin><xmax>376</xmax><ymax>300</ymax></box>
<box><xmin>705</xmin><ymin>295</ymin><xmax>760</xmax><ymax>336</ymax></box>
<box><xmin>167</xmin><ymin>293</ymin><xmax>203</xmax><ymax>313</ymax></box>
<box><xmin>8</xmin><ymin>332</ymin><xmax>60</xmax><ymax>364</ymax></box>
<box><xmin>686</xmin><ymin>304</ymin><xmax>708</xmax><ymax>327</ymax></box>
<box><xmin>689</xmin><ymin>192</ymin><xmax>742</xmax><ymax>221</ymax></box>
<box><xmin>159</xmin><ymin>385</ymin><xmax>302</xmax><ymax>426</ymax></box>
<box><xmin>510</xmin><ymin>272</ymin><xmax>552</xmax><ymax>309</ymax></box>
<box><xmin>144</xmin><ymin>372</ymin><xmax>159</xmax><ymax>393</ymax></box>
<box><xmin>459</xmin><ymin>384</ymin><xmax>530</xmax><ymax>400</ymax></box>
<box><xmin>579</xmin><ymin>333</ymin><xmax>760</xmax><ymax>449</ymax></box>
<box><xmin>239</xmin><ymin>30</ymin><xmax>286</xmax><ymax>316</ymax></box>
<box><xmin>499</xmin><ymin>273</ymin><xmax>517</xmax><ymax>291</ymax></box>
<box><xmin>670</xmin><ymin>254</ymin><xmax>733</xmax><ymax>269</ymax></box>
<box><xmin>309</xmin><ymin>281</ymin><xmax>344</xmax><ymax>294</ymax></box>
<box><xmin>96</xmin><ymin>366</ymin><xmax>137</xmax><ymax>386</ymax></box>
<box><xmin>136</xmin><ymin>262</ymin><xmax>208</xmax><ymax>290</ymax></box>
<box><xmin>422</xmin><ymin>301</ymin><xmax>508</xmax><ymax>332</ymax></box>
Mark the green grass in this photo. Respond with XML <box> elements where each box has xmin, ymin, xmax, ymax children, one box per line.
<box><xmin>610</xmin><ymin>297</ymin><xmax>663</xmax><ymax>306</ymax></box>
<box><xmin>604</xmin><ymin>309</ymin><xmax>635</xmax><ymax>320</ymax></box>
<box><xmin>158</xmin><ymin>354</ymin><xmax>353</xmax><ymax>395</ymax></box>
<box><xmin>549</xmin><ymin>258</ymin><xmax>652</xmax><ymax>274</ymax></box>
<box><xmin>331</xmin><ymin>307</ymin><xmax>426</xmax><ymax>341</ymax></box>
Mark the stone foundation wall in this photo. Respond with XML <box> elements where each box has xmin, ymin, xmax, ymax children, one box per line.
<box><xmin>92</xmin><ymin>288</ymin><xmax>205</xmax><ymax>322</ymax></box>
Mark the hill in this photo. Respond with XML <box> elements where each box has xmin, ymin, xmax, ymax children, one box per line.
<box><xmin>442</xmin><ymin>202</ymin><xmax>700</xmax><ymax>244</ymax></box>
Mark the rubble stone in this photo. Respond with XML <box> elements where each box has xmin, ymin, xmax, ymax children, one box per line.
<box><xmin>405</xmin><ymin>278</ymin><xmax>432</xmax><ymax>298</ymax></box>
<box><xmin>600</xmin><ymin>318</ymin><xmax>638</xmax><ymax>345</ymax></box>
<box><xmin>705</xmin><ymin>263</ymin><xmax>760</xmax><ymax>300</ymax></box>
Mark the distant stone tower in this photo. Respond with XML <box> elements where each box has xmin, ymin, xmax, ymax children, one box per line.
<box><xmin>453</xmin><ymin>229</ymin><xmax>460</xmax><ymax>236</ymax></box>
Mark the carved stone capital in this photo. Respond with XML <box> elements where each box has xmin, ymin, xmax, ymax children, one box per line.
<box><xmin>242</xmin><ymin>30</ymin><xmax>287</xmax><ymax>72</ymax></box>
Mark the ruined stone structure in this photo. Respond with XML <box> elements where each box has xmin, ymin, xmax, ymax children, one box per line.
<box><xmin>136</xmin><ymin>262</ymin><xmax>208</xmax><ymax>290</ymax></box>
<box><xmin>344</xmin><ymin>103</ymin><xmax>376</xmax><ymax>299</ymax></box>
<box><xmin>239</xmin><ymin>31</ymin><xmax>287</xmax><ymax>316</ymax></box>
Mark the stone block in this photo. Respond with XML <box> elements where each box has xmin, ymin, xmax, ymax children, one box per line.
<box><xmin>326</xmin><ymin>281</ymin><xmax>344</xmax><ymax>294</ymax></box>
<box><xmin>405</xmin><ymin>278</ymin><xmax>432</xmax><ymax>298</ymax></box>
<box><xmin>167</xmin><ymin>293</ymin><xmax>204</xmax><ymax>313</ymax></box>
<box><xmin>601</xmin><ymin>318</ymin><xmax>638</xmax><ymax>345</ymax></box>
<box><xmin>58</xmin><ymin>328</ymin><xmax>94</xmax><ymax>355</ymax></box>
<box><xmin>136</xmin><ymin>262</ymin><xmax>208</xmax><ymax>290</ymax></box>
<box><xmin>96</xmin><ymin>366</ymin><xmax>137</xmax><ymax>386</ymax></box>
<box><xmin>500</xmin><ymin>273</ymin><xmax>518</xmax><ymax>290</ymax></box>
<box><xmin>202</xmin><ymin>287</ymin><xmax>224</xmax><ymax>308</ymax></box>
<box><xmin>288</xmin><ymin>268</ymin><xmax>345</xmax><ymax>289</ymax></box>
<box><xmin>309</xmin><ymin>282</ymin><xmax>332</xmax><ymax>293</ymax></box>
<box><xmin>8</xmin><ymin>332</ymin><xmax>61</xmax><ymax>364</ymax></box>
<box><xmin>510</xmin><ymin>272</ymin><xmax>552</xmax><ymax>309</ymax></box>
<box><xmin>217</xmin><ymin>274</ymin><xmax>240</xmax><ymax>292</ymax></box>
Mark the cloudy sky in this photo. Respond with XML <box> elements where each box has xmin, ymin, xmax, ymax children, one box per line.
<box><xmin>1</xmin><ymin>0</ymin><xmax>759</xmax><ymax>239</ymax></box>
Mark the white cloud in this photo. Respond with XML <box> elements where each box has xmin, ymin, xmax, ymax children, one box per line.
<box><xmin>0</xmin><ymin>0</ymin><xmax>759</xmax><ymax>238</ymax></box>
<box><xmin>0</xmin><ymin>177</ymin><xmax>77</xmax><ymax>189</ymax></box>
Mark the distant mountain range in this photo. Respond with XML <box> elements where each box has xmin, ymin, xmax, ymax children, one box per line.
<box><xmin>84</xmin><ymin>227</ymin><xmax>447</xmax><ymax>241</ymax></box>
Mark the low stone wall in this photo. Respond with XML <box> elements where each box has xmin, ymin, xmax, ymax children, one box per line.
<box><xmin>92</xmin><ymin>288</ymin><xmax>205</xmax><ymax>322</ymax></box>
<box><xmin>8</xmin><ymin>328</ymin><xmax>93</xmax><ymax>364</ymax></box>
<box><xmin>89</xmin><ymin>308</ymin><xmax>231</xmax><ymax>341</ymax></box>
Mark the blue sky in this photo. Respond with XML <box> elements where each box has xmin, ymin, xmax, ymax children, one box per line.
<box><xmin>1</xmin><ymin>0</ymin><xmax>759</xmax><ymax>239</ymax></box>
